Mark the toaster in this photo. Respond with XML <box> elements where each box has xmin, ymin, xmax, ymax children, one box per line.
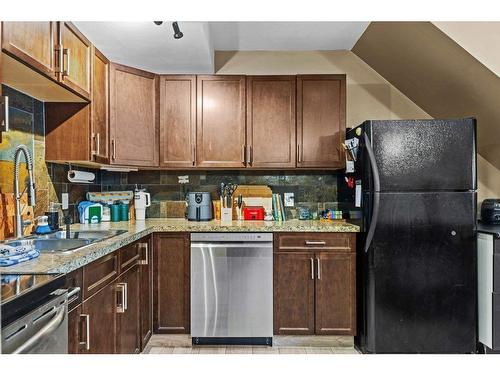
<box><xmin>481</xmin><ymin>199</ymin><xmax>500</xmax><ymax>224</ymax></box>
<box><xmin>187</xmin><ymin>192</ymin><xmax>213</xmax><ymax>221</ymax></box>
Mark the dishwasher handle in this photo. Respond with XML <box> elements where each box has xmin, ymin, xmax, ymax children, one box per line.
<box><xmin>191</xmin><ymin>242</ymin><xmax>273</xmax><ymax>249</ymax></box>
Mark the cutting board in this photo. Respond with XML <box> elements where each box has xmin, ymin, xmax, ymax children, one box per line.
<box><xmin>0</xmin><ymin>193</ymin><xmax>34</xmax><ymax>240</ymax></box>
<box><xmin>231</xmin><ymin>185</ymin><xmax>273</xmax><ymax>218</ymax></box>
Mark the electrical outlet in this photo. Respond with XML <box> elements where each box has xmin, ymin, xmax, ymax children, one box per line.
<box><xmin>284</xmin><ymin>193</ymin><xmax>295</xmax><ymax>207</ymax></box>
<box><xmin>61</xmin><ymin>193</ymin><xmax>69</xmax><ymax>210</ymax></box>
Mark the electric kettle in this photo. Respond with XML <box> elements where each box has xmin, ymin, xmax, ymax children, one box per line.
<box><xmin>134</xmin><ymin>190</ymin><xmax>151</xmax><ymax>221</ymax></box>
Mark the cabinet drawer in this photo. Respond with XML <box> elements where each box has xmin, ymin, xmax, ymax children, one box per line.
<box><xmin>64</xmin><ymin>268</ymin><xmax>83</xmax><ymax>310</ymax></box>
<box><xmin>275</xmin><ymin>233</ymin><xmax>355</xmax><ymax>252</ymax></box>
<box><xmin>83</xmin><ymin>252</ymin><xmax>118</xmax><ymax>299</ymax></box>
<box><xmin>119</xmin><ymin>242</ymin><xmax>141</xmax><ymax>272</ymax></box>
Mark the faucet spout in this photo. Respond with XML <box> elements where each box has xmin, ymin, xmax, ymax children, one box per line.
<box><xmin>14</xmin><ymin>144</ymin><xmax>36</xmax><ymax>238</ymax></box>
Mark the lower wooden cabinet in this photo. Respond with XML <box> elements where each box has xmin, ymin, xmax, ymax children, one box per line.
<box><xmin>139</xmin><ymin>238</ymin><xmax>153</xmax><ymax>350</ymax></box>
<box><xmin>67</xmin><ymin>305</ymin><xmax>83</xmax><ymax>354</ymax></box>
<box><xmin>153</xmin><ymin>233</ymin><xmax>190</xmax><ymax>334</ymax></box>
<box><xmin>116</xmin><ymin>264</ymin><xmax>141</xmax><ymax>354</ymax></box>
<box><xmin>273</xmin><ymin>233</ymin><xmax>356</xmax><ymax>336</ymax></box>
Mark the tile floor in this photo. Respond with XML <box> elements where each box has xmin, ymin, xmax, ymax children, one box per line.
<box><xmin>143</xmin><ymin>335</ymin><xmax>359</xmax><ymax>354</ymax></box>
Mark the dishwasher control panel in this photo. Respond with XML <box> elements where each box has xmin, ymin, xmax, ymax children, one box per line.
<box><xmin>190</xmin><ymin>232</ymin><xmax>273</xmax><ymax>242</ymax></box>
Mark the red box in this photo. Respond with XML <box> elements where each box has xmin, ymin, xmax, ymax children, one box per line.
<box><xmin>243</xmin><ymin>206</ymin><xmax>265</xmax><ymax>220</ymax></box>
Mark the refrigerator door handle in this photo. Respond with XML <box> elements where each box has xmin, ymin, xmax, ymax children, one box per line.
<box><xmin>363</xmin><ymin>133</ymin><xmax>381</xmax><ymax>253</ymax></box>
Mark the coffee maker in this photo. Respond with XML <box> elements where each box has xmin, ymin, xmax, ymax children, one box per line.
<box><xmin>134</xmin><ymin>189</ymin><xmax>151</xmax><ymax>221</ymax></box>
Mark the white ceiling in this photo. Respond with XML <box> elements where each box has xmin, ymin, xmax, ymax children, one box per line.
<box><xmin>74</xmin><ymin>21</ymin><xmax>369</xmax><ymax>74</ymax></box>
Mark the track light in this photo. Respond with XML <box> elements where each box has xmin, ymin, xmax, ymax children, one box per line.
<box><xmin>172</xmin><ymin>22</ymin><xmax>183</xmax><ymax>39</ymax></box>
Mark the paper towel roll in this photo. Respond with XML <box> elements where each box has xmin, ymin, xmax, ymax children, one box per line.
<box><xmin>67</xmin><ymin>170</ymin><xmax>95</xmax><ymax>184</ymax></box>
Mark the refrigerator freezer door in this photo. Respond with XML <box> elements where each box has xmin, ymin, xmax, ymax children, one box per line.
<box><xmin>362</xmin><ymin>119</ymin><xmax>476</xmax><ymax>192</ymax></box>
<box><xmin>360</xmin><ymin>191</ymin><xmax>477</xmax><ymax>353</ymax></box>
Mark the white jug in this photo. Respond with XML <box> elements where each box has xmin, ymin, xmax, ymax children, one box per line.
<box><xmin>134</xmin><ymin>191</ymin><xmax>151</xmax><ymax>221</ymax></box>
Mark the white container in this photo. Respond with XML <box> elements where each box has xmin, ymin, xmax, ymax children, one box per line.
<box><xmin>134</xmin><ymin>191</ymin><xmax>151</xmax><ymax>221</ymax></box>
<box><xmin>221</xmin><ymin>208</ymin><xmax>233</xmax><ymax>223</ymax></box>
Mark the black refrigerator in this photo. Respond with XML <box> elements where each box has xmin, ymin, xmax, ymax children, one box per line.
<box><xmin>348</xmin><ymin>119</ymin><xmax>477</xmax><ymax>354</ymax></box>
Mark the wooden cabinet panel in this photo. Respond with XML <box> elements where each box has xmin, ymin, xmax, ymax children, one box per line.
<box><xmin>275</xmin><ymin>232</ymin><xmax>354</xmax><ymax>252</ymax></box>
<box><xmin>91</xmin><ymin>47</ymin><xmax>109</xmax><ymax>162</ymax></box>
<box><xmin>116</xmin><ymin>264</ymin><xmax>141</xmax><ymax>354</ymax></box>
<box><xmin>196</xmin><ymin>75</ymin><xmax>246</xmax><ymax>168</ymax></box>
<box><xmin>119</xmin><ymin>242</ymin><xmax>141</xmax><ymax>273</ymax></box>
<box><xmin>110</xmin><ymin>63</ymin><xmax>159</xmax><ymax>167</ymax></box>
<box><xmin>81</xmin><ymin>282</ymin><xmax>116</xmax><ymax>354</ymax></box>
<box><xmin>82</xmin><ymin>252</ymin><xmax>118</xmax><ymax>299</ymax></box>
<box><xmin>139</xmin><ymin>239</ymin><xmax>153</xmax><ymax>350</ymax></box>
<box><xmin>58</xmin><ymin>22</ymin><xmax>91</xmax><ymax>99</ymax></box>
<box><xmin>153</xmin><ymin>233</ymin><xmax>190</xmax><ymax>333</ymax></box>
<box><xmin>315</xmin><ymin>252</ymin><xmax>356</xmax><ymax>335</ymax></box>
<box><xmin>68</xmin><ymin>305</ymin><xmax>82</xmax><ymax>354</ymax></box>
<box><xmin>297</xmin><ymin>75</ymin><xmax>346</xmax><ymax>169</ymax></box>
<box><xmin>246</xmin><ymin>76</ymin><xmax>296</xmax><ymax>168</ymax></box>
<box><xmin>2</xmin><ymin>22</ymin><xmax>57</xmax><ymax>78</ymax></box>
<box><xmin>160</xmin><ymin>75</ymin><xmax>196</xmax><ymax>168</ymax></box>
<box><xmin>274</xmin><ymin>252</ymin><xmax>315</xmax><ymax>335</ymax></box>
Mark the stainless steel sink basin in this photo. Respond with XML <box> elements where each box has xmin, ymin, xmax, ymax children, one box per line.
<box><xmin>5</xmin><ymin>238</ymin><xmax>93</xmax><ymax>253</ymax></box>
<box><xmin>4</xmin><ymin>229</ymin><xmax>128</xmax><ymax>253</ymax></box>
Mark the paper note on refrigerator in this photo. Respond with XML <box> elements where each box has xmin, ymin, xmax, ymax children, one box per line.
<box><xmin>355</xmin><ymin>180</ymin><xmax>362</xmax><ymax>208</ymax></box>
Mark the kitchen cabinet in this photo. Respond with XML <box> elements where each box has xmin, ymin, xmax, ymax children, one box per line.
<box><xmin>196</xmin><ymin>75</ymin><xmax>246</xmax><ymax>168</ymax></box>
<box><xmin>110</xmin><ymin>63</ymin><xmax>159</xmax><ymax>167</ymax></box>
<box><xmin>68</xmin><ymin>305</ymin><xmax>83</xmax><ymax>354</ymax></box>
<box><xmin>153</xmin><ymin>233</ymin><xmax>190</xmax><ymax>334</ymax></box>
<box><xmin>296</xmin><ymin>75</ymin><xmax>346</xmax><ymax>169</ymax></box>
<box><xmin>1</xmin><ymin>22</ymin><xmax>58</xmax><ymax>79</ymax></box>
<box><xmin>274</xmin><ymin>233</ymin><xmax>356</xmax><ymax>335</ymax></box>
<box><xmin>91</xmin><ymin>47</ymin><xmax>110</xmax><ymax>162</ymax></box>
<box><xmin>116</xmin><ymin>263</ymin><xmax>141</xmax><ymax>354</ymax></box>
<box><xmin>58</xmin><ymin>22</ymin><xmax>92</xmax><ymax>99</ymax></box>
<box><xmin>138</xmin><ymin>238</ymin><xmax>153</xmax><ymax>350</ymax></box>
<box><xmin>246</xmin><ymin>76</ymin><xmax>296</xmax><ymax>168</ymax></box>
<box><xmin>159</xmin><ymin>75</ymin><xmax>196</xmax><ymax>168</ymax></box>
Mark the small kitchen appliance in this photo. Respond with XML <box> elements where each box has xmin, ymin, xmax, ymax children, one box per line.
<box><xmin>243</xmin><ymin>206</ymin><xmax>265</xmax><ymax>220</ymax></box>
<box><xmin>134</xmin><ymin>190</ymin><xmax>151</xmax><ymax>221</ymax></box>
<box><xmin>187</xmin><ymin>192</ymin><xmax>213</xmax><ymax>221</ymax></box>
<box><xmin>481</xmin><ymin>199</ymin><xmax>500</xmax><ymax>224</ymax></box>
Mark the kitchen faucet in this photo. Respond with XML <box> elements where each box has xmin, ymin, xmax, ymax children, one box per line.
<box><xmin>14</xmin><ymin>144</ymin><xmax>36</xmax><ymax>238</ymax></box>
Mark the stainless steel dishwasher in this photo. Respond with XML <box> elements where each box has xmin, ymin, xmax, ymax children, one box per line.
<box><xmin>190</xmin><ymin>232</ymin><xmax>273</xmax><ymax>345</ymax></box>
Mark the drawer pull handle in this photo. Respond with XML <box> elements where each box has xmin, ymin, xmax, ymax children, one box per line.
<box><xmin>317</xmin><ymin>258</ymin><xmax>321</xmax><ymax>280</ymax></box>
<box><xmin>305</xmin><ymin>240</ymin><xmax>326</xmax><ymax>246</ymax></box>
<box><xmin>310</xmin><ymin>258</ymin><xmax>314</xmax><ymax>279</ymax></box>
<box><xmin>80</xmin><ymin>314</ymin><xmax>90</xmax><ymax>350</ymax></box>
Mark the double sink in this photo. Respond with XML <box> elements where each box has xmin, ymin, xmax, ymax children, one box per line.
<box><xmin>4</xmin><ymin>229</ymin><xmax>128</xmax><ymax>253</ymax></box>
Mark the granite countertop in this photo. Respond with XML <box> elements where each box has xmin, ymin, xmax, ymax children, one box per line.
<box><xmin>0</xmin><ymin>218</ymin><xmax>360</xmax><ymax>275</ymax></box>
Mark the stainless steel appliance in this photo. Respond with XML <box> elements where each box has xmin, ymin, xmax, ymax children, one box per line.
<box><xmin>187</xmin><ymin>192</ymin><xmax>213</xmax><ymax>221</ymax></box>
<box><xmin>190</xmin><ymin>232</ymin><xmax>273</xmax><ymax>345</ymax></box>
<box><xmin>1</xmin><ymin>273</ymin><xmax>78</xmax><ymax>354</ymax></box>
<box><xmin>347</xmin><ymin>119</ymin><xmax>477</xmax><ymax>354</ymax></box>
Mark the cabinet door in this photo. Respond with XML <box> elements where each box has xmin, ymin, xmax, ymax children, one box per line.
<box><xmin>58</xmin><ymin>22</ymin><xmax>91</xmax><ymax>99</ymax></box>
<box><xmin>246</xmin><ymin>76</ymin><xmax>296</xmax><ymax>168</ymax></box>
<box><xmin>91</xmin><ymin>47</ymin><xmax>109</xmax><ymax>162</ymax></box>
<box><xmin>116</xmin><ymin>264</ymin><xmax>141</xmax><ymax>354</ymax></box>
<box><xmin>153</xmin><ymin>233</ymin><xmax>190</xmax><ymax>333</ymax></box>
<box><xmin>68</xmin><ymin>305</ymin><xmax>82</xmax><ymax>354</ymax></box>
<box><xmin>110</xmin><ymin>63</ymin><xmax>159</xmax><ymax>167</ymax></box>
<box><xmin>296</xmin><ymin>75</ymin><xmax>346</xmax><ymax>169</ymax></box>
<box><xmin>139</xmin><ymin>239</ymin><xmax>153</xmax><ymax>350</ymax></box>
<box><xmin>274</xmin><ymin>252</ymin><xmax>315</xmax><ymax>335</ymax></box>
<box><xmin>81</xmin><ymin>282</ymin><xmax>116</xmax><ymax>354</ymax></box>
<box><xmin>196</xmin><ymin>75</ymin><xmax>246</xmax><ymax>168</ymax></box>
<box><xmin>160</xmin><ymin>75</ymin><xmax>196</xmax><ymax>168</ymax></box>
<box><xmin>2</xmin><ymin>22</ymin><xmax>57</xmax><ymax>78</ymax></box>
<box><xmin>315</xmin><ymin>252</ymin><xmax>356</xmax><ymax>335</ymax></box>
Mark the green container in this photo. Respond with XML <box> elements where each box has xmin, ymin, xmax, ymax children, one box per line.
<box><xmin>111</xmin><ymin>204</ymin><xmax>121</xmax><ymax>222</ymax></box>
<box><xmin>119</xmin><ymin>203</ymin><xmax>129</xmax><ymax>221</ymax></box>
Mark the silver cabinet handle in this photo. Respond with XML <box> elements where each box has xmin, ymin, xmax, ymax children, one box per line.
<box><xmin>80</xmin><ymin>314</ymin><xmax>90</xmax><ymax>350</ymax></box>
<box><xmin>297</xmin><ymin>144</ymin><xmax>301</xmax><ymax>163</ymax></box>
<box><xmin>96</xmin><ymin>133</ymin><xmax>100</xmax><ymax>156</ymax></box>
<box><xmin>241</xmin><ymin>144</ymin><xmax>246</xmax><ymax>165</ymax></box>
<box><xmin>123</xmin><ymin>282</ymin><xmax>128</xmax><ymax>311</ymax></box>
<box><xmin>305</xmin><ymin>240</ymin><xmax>326</xmax><ymax>246</ymax></box>
<box><xmin>62</xmin><ymin>48</ymin><xmax>70</xmax><ymax>77</ymax></box>
<box><xmin>139</xmin><ymin>242</ymin><xmax>149</xmax><ymax>265</ymax></box>
<box><xmin>192</xmin><ymin>144</ymin><xmax>196</xmax><ymax>166</ymax></box>
<box><xmin>116</xmin><ymin>283</ymin><xmax>127</xmax><ymax>313</ymax></box>
<box><xmin>57</xmin><ymin>44</ymin><xmax>63</xmax><ymax>78</ymax></box>
<box><xmin>310</xmin><ymin>258</ymin><xmax>314</xmax><ymax>279</ymax></box>
<box><xmin>249</xmin><ymin>145</ymin><xmax>253</xmax><ymax>165</ymax></box>
<box><xmin>1</xmin><ymin>96</ymin><xmax>9</xmax><ymax>132</ymax></box>
<box><xmin>111</xmin><ymin>139</ymin><xmax>116</xmax><ymax>160</ymax></box>
<box><xmin>317</xmin><ymin>258</ymin><xmax>321</xmax><ymax>280</ymax></box>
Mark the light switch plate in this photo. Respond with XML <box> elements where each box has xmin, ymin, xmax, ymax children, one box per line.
<box><xmin>61</xmin><ymin>193</ymin><xmax>69</xmax><ymax>210</ymax></box>
<box><xmin>284</xmin><ymin>193</ymin><xmax>295</xmax><ymax>207</ymax></box>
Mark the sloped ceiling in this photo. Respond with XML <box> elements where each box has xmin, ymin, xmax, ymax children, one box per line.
<box><xmin>352</xmin><ymin>22</ymin><xmax>500</xmax><ymax>171</ymax></box>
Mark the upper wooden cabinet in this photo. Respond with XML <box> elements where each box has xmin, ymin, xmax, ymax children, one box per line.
<box><xmin>159</xmin><ymin>75</ymin><xmax>196</xmax><ymax>168</ymax></box>
<box><xmin>109</xmin><ymin>63</ymin><xmax>159</xmax><ymax>167</ymax></box>
<box><xmin>58</xmin><ymin>22</ymin><xmax>92</xmax><ymax>99</ymax></box>
<box><xmin>196</xmin><ymin>75</ymin><xmax>246</xmax><ymax>168</ymax></box>
<box><xmin>91</xmin><ymin>47</ymin><xmax>110</xmax><ymax>162</ymax></box>
<box><xmin>246</xmin><ymin>76</ymin><xmax>296</xmax><ymax>168</ymax></box>
<box><xmin>1</xmin><ymin>22</ymin><xmax>58</xmax><ymax>79</ymax></box>
<box><xmin>296</xmin><ymin>75</ymin><xmax>346</xmax><ymax>169</ymax></box>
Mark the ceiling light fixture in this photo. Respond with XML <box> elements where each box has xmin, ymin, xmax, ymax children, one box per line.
<box><xmin>153</xmin><ymin>21</ymin><xmax>163</xmax><ymax>26</ymax></box>
<box><xmin>172</xmin><ymin>22</ymin><xmax>183</xmax><ymax>39</ymax></box>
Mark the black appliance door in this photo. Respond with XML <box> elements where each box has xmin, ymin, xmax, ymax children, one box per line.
<box><xmin>363</xmin><ymin>119</ymin><xmax>476</xmax><ymax>191</ymax></box>
<box><xmin>362</xmin><ymin>191</ymin><xmax>477</xmax><ymax>353</ymax></box>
